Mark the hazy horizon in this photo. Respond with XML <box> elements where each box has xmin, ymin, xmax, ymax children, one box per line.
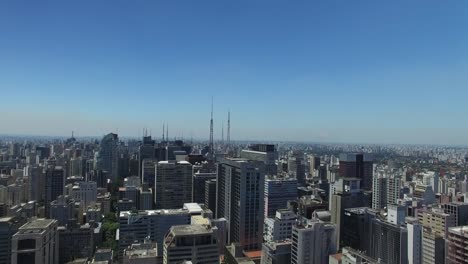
<box><xmin>1</xmin><ymin>1</ymin><xmax>468</xmax><ymax>145</ymax></box>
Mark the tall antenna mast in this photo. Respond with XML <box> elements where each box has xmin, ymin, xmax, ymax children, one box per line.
<box><xmin>227</xmin><ymin>110</ymin><xmax>231</xmax><ymax>144</ymax></box>
<box><xmin>162</xmin><ymin>123</ymin><xmax>165</xmax><ymax>141</ymax></box>
<box><xmin>222</xmin><ymin>121</ymin><xmax>224</xmax><ymax>143</ymax></box>
<box><xmin>209</xmin><ymin>97</ymin><xmax>214</xmax><ymax>158</ymax></box>
<box><xmin>166</xmin><ymin>124</ymin><xmax>169</xmax><ymax>142</ymax></box>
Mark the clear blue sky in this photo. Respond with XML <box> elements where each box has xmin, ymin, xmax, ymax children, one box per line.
<box><xmin>1</xmin><ymin>1</ymin><xmax>467</xmax><ymax>144</ymax></box>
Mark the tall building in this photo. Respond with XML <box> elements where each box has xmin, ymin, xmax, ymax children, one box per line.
<box><xmin>406</xmin><ymin>217</ymin><xmax>422</xmax><ymax>264</ymax></box>
<box><xmin>264</xmin><ymin>209</ymin><xmax>297</xmax><ymax>242</ymax></box>
<box><xmin>387</xmin><ymin>176</ymin><xmax>402</xmax><ymax>206</ymax></box>
<box><xmin>367</xmin><ymin>214</ymin><xmax>408</xmax><ymax>264</ymax></box>
<box><xmin>342</xmin><ymin>207</ymin><xmax>372</xmax><ymax>252</ymax></box>
<box><xmin>27</xmin><ymin>165</ymin><xmax>44</xmax><ymax>203</ymax></box>
<box><xmin>0</xmin><ymin>217</ymin><xmax>26</xmax><ymax>264</ymax></box>
<box><xmin>205</xmin><ymin>179</ymin><xmax>217</xmax><ymax>215</ymax></box>
<box><xmin>288</xmin><ymin>155</ymin><xmax>306</xmax><ymax>186</ymax></box>
<box><xmin>339</xmin><ymin>153</ymin><xmax>373</xmax><ymax>190</ymax></box>
<box><xmin>446</xmin><ymin>225</ymin><xmax>468</xmax><ymax>264</ymax></box>
<box><xmin>216</xmin><ymin>158</ymin><xmax>265</xmax><ymax>250</ymax></box>
<box><xmin>418</xmin><ymin>208</ymin><xmax>456</xmax><ymax>264</ymax></box>
<box><xmin>330</xmin><ymin>178</ymin><xmax>368</xmax><ymax>247</ymax></box>
<box><xmin>119</xmin><ymin>209</ymin><xmax>191</xmax><ymax>260</ymax></box>
<box><xmin>138</xmin><ymin>135</ymin><xmax>155</xmax><ymax>177</ymax></box>
<box><xmin>45</xmin><ymin>166</ymin><xmax>65</xmax><ymax>216</ymax></box>
<box><xmin>192</xmin><ymin>172</ymin><xmax>216</xmax><ymax>204</ymax></box>
<box><xmin>49</xmin><ymin>195</ymin><xmax>75</xmax><ymax>226</ymax></box>
<box><xmin>98</xmin><ymin>133</ymin><xmax>119</xmax><ymax>180</ymax></box>
<box><xmin>264</xmin><ymin>177</ymin><xmax>298</xmax><ymax>218</ymax></box>
<box><xmin>443</xmin><ymin>202</ymin><xmax>468</xmax><ymax>226</ymax></box>
<box><xmin>155</xmin><ymin>161</ymin><xmax>192</xmax><ymax>209</ymax></box>
<box><xmin>372</xmin><ymin>176</ymin><xmax>387</xmax><ymax>210</ymax></box>
<box><xmin>261</xmin><ymin>240</ymin><xmax>291</xmax><ymax>264</ymax></box>
<box><xmin>70</xmin><ymin>181</ymin><xmax>97</xmax><ymax>208</ymax></box>
<box><xmin>240</xmin><ymin>144</ymin><xmax>277</xmax><ymax>175</ymax></box>
<box><xmin>11</xmin><ymin>218</ymin><xmax>59</xmax><ymax>264</ymax></box>
<box><xmin>58</xmin><ymin>222</ymin><xmax>94</xmax><ymax>264</ymax></box>
<box><xmin>163</xmin><ymin>225</ymin><xmax>219</xmax><ymax>264</ymax></box>
<box><xmin>291</xmin><ymin>219</ymin><xmax>337</xmax><ymax>264</ymax></box>
<box><xmin>141</xmin><ymin>159</ymin><xmax>156</xmax><ymax>190</ymax></box>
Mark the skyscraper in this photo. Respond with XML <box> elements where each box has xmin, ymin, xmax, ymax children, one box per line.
<box><xmin>264</xmin><ymin>177</ymin><xmax>298</xmax><ymax>218</ymax></box>
<box><xmin>45</xmin><ymin>166</ymin><xmax>65</xmax><ymax>216</ymax></box>
<box><xmin>192</xmin><ymin>172</ymin><xmax>216</xmax><ymax>204</ymax></box>
<box><xmin>446</xmin><ymin>225</ymin><xmax>468</xmax><ymax>264</ymax></box>
<box><xmin>291</xmin><ymin>219</ymin><xmax>337</xmax><ymax>264</ymax></box>
<box><xmin>11</xmin><ymin>219</ymin><xmax>59</xmax><ymax>264</ymax></box>
<box><xmin>339</xmin><ymin>153</ymin><xmax>373</xmax><ymax>190</ymax></box>
<box><xmin>288</xmin><ymin>155</ymin><xmax>306</xmax><ymax>186</ymax></box>
<box><xmin>163</xmin><ymin>224</ymin><xmax>220</xmax><ymax>264</ymax></box>
<box><xmin>98</xmin><ymin>133</ymin><xmax>120</xmax><ymax>180</ymax></box>
<box><xmin>216</xmin><ymin>158</ymin><xmax>265</xmax><ymax>250</ymax></box>
<box><xmin>155</xmin><ymin>160</ymin><xmax>192</xmax><ymax>209</ymax></box>
<box><xmin>118</xmin><ymin>209</ymin><xmax>191</xmax><ymax>260</ymax></box>
<box><xmin>240</xmin><ymin>144</ymin><xmax>278</xmax><ymax>175</ymax></box>
<box><xmin>0</xmin><ymin>216</ymin><xmax>26</xmax><ymax>264</ymax></box>
<box><xmin>372</xmin><ymin>176</ymin><xmax>387</xmax><ymax>210</ymax></box>
<box><xmin>138</xmin><ymin>135</ymin><xmax>155</xmax><ymax>177</ymax></box>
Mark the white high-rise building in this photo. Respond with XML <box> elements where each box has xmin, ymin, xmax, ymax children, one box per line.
<box><xmin>372</xmin><ymin>176</ymin><xmax>387</xmax><ymax>210</ymax></box>
<box><xmin>406</xmin><ymin>217</ymin><xmax>422</xmax><ymax>264</ymax></box>
<box><xmin>264</xmin><ymin>209</ymin><xmax>297</xmax><ymax>242</ymax></box>
<box><xmin>387</xmin><ymin>176</ymin><xmax>402</xmax><ymax>206</ymax></box>
<box><xmin>291</xmin><ymin>220</ymin><xmax>337</xmax><ymax>264</ymax></box>
<box><xmin>11</xmin><ymin>218</ymin><xmax>59</xmax><ymax>264</ymax></box>
<box><xmin>163</xmin><ymin>225</ymin><xmax>219</xmax><ymax>264</ymax></box>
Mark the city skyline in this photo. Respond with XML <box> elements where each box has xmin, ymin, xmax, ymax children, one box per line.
<box><xmin>1</xmin><ymin>1</ymin><xmax>468</xmax><ymax>144</ymax></box>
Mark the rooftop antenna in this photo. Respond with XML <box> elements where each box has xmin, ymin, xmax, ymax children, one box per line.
<box><xmin>71</xmin><ymin>131</ymin><xmax>74</xmax><ymax>138</ymax></box>
<box><xmin>227</xmin><ymin>110</ymin><xmax>231</xmax><ymax>144</ymax></box>
<box><xmin>162</xmin><ymin>123</ymin><xmax>165</xmax><ymax>141</ymax></box>
<box><xmin>209</xmin><ymin>97</ymin><xmax>214</xmax><ymax>158</ymax></box>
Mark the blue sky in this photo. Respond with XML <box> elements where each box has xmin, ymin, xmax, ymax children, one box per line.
<box><xmin>0</xmin><ymin>1</ymin><xmax>467</xmax><ymax>144</ymax></box>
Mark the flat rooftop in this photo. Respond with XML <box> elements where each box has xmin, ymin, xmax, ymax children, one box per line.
<box><xmin>120</xmin><ymin>209</ymin><xmax>189</xmax><ymax>218</ymax></box>
<box><xmin>170</xmin><ymin>224</ymin><xmax>213</xmax><ymax>236</ymax></box>
<box><xmin>20</xmin><ymin>218</ymin><xmax>55</xmax><ymax>230</ymax></box>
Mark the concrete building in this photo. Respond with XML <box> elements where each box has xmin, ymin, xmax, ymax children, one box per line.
<box><xmin>240</xmin><ymin>144</ymin><xmax>277</xmax><ymax>176</ymax></box>
<box><xmin>387</xmin><ymin>176</ymin><xmax>402</xmax><ymax>206</ymax></box>
<box><xmin>119</xmin><ymin>209</ymin><xmax>191</xmax><ymax>260</ymax></box>
<box><xmin>155</xmin><ymin>161</ymin><xmax>192</xmax><ymax>209</ymax></box>
<box><xmin>70</xmin><ymin>181</ymin><xmax>97</xmax><ymax>208</ymax></box>
<box><xmin>204</xmin><ymin>179</ymin><xmax>217</xmax><ymax>216</ymax></box>
<box><xmin>0</xmin><ymin>217</ymin><xmax>26</xmax><ymax>264</ymax></box>
<box><xmin>98</xmin><ymin>133</ymin><xmax>120</xmax><ymax>180</ymax></box>
<box><xmin>224</xmin><ymin>243</ymin><xmax>255</xmax><ymax>264</ymax></box>
<box><xmin>342</xmin><ymin>207</ymin><xmax>372</xmax><ymax>252</ymax></box>
<box><xmin>139</xmin><ymin>185</ymin><xmax>153</xmax><ymax>210</ymax></box>
<box><xmin>45</xmin><ymin>166</ymin><xmax>65</xmax><ymax>216</ymax></box>
<box><xmin>216</xmin><ymin>158</ymin><xmax>265</xmax><ymax>250</ymax></box>
<box><xmin>339</xmin><ymin>153</ymin><xmax>373</xmax><ymax>191</ymax></box>
<box><xmin>372</xmin><ymin>176</ymin><xmax>387</xmax><ymax>210</ymax></box>
<box><xmin>368</xmin><ymin>215</ymin><xmax>408</xmax><ymax>264</ymax></box>
<box><xmin>263</xmin><ymin>209</ymin><xmax>297</xmax><ymax>242</ymax></box>
<box><xmin>443</xmin><ymin>202</ymin><xmax>468</xmax><ymax>226</ymax></box>
<box><xmin>49</xmin><ymin>195</ymin><xmax>75</xmax><ymax>226</ymax></box>
<box><xmin>123</xmin><ymin>237</ymin><xmax>160</xmax><ymax>264</ymax></box>
<box><xmin>261</xmin><ymin>240</ymin><xmax>291</xmax><ymax>264</ymax></box>
<box><xmin>163</xmin><ymin>225</ymin><xmax>219</xmax><ymax>264</ymax></box>
<box><xmin>418</xmin><ymin>208</ymin><xmax>456</xmax><ymax>264</ymax></box>
<box><xmin>446</xmin><ymin>225</ymin><xmax>468</xmax><ymax>264</ymax></box>
<box><xmin>406</xmin><ymin>217</ymin><xmax>422</xmax><ymax>264</ymax></box>
<box><xmin>58</xmin><ymin>222</ymin><xmax>94</xmax><ymax>263</ymax></box>
<box><xmin>11</xmin><ymin>218</ymin><xmax>59</xmax><ymax>264</ymax></box>
<box><xmin>291</xmin><ymin>219</ymin><xmax>337</xmax><ymax>264</ymax></box>
<box><xmin>288</xmin><ymin>155</ymin><xmax>306</xmax><ymax>187</ymax></box>
<box><xmin>340</xmin><ymin>247</ymin><xmax>379</xmax><ymax>264</ymax></box>
<box><xmin>192</xmin><ymin>172</ymin><xmax>216</xmax><ymax>205</ymax></box>
<box><xmin>264</xmin><ymin>177</ymin><xmax>297</xmax><ymax>218</ymax></box>
<box><xmin>330</xmin><ymin>178</ymin><xmax>368</xmax><ymax>247</ymax></box>
<box><xmin>141</xmin><ymin>159</ymin><xmax>156</xmax><ymax>190</ymax></box>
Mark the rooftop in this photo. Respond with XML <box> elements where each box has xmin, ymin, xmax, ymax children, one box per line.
<box><xmin>449</xmin><ymin>226</ymin><xmax>468</xmax><ymax>236</ymax></box>
<box><xmin>20</xmin><ymin>218</ymin><xmax>55</xmax><ymax>230</ymax></box>
<box><xmin>120</xmin><ymin>209</ymin><xmax>189</xmax><ymax>218</ymax></box>
<box><xmin>170</xmin><ymin>224</ymin><xmax>213</xmax><ymax>236</ymax></box>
